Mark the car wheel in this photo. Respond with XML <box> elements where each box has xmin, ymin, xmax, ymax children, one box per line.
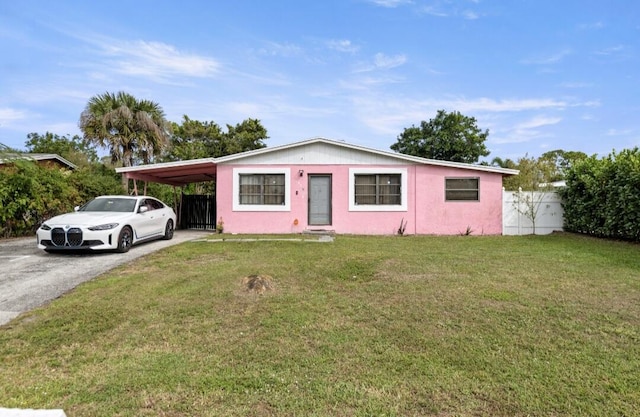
<box><xmin>117</xmin><ymin>226</ymin><xmax>133</xmax><ymax>253</ymax></box>
<box><xmin>163</xmin><ymin>220</ymin><xmax>174</xmax><ymax>240</ymax></box>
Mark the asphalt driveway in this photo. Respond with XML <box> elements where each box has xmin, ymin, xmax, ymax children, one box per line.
<box><xmin>0</xmin><ymin>230</ymin><xmax>213</xmax><ymax>327</ymax></box>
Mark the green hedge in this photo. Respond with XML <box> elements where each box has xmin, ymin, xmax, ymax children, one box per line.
<box><xmin>0</xmin><ymin>161</ymin><xmax>123</xmax><ymax>238</ymax></box>
<box><xmin>0</xmin><ymin>161</ymin><xmax>79</xmax><ymax>237</ymax></box>
<box><xmin>560</xmin><ymin>148</ymin><xmax>640</xmax><ymax>241</ymax></box>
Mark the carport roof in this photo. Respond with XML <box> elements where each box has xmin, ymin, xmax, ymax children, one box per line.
<box><xmin>115</xmin><ymin>158</ymin><xmax>218</xmax><ymax>186</ymax></box>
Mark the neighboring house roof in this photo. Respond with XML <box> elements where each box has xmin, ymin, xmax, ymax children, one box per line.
<box><xmin>116</xmin><ymin>137</ymin><xmax>519</xmax><ymax>186</ymax></box>
<box><xmin>0</xmin><ymin>153</ymin><xmax>77</xmax><ymax>170</ymax></box>
<box><xmin>544</xmin><ymin>180</ymin><xmax>566</xmax><ymax>188</ymax></box>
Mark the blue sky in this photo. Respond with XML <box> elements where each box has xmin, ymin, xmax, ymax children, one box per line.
<box><xmin>1</xmin><ymin>0</ymin><xmax>638</xmax><ymax>161</ymax></box>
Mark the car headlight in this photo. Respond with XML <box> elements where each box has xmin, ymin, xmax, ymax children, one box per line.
<box><xmin>40</xmin><ymin>223</ymin><xmax>52</xmax><ymax>231</ymax></box>
<box><xmin>88</xmin><ymin>223</ymin><xmax>119</xmax><ymax>231</ymax></box>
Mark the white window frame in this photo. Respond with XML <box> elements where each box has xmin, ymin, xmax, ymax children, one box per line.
<box><xmin>233</xmin><ymin>167</ymin><xmax>291</xmax><ymax>211</ymax></box>
<box><xmin>349</xmin><ymin>167</ymin><xmax>408</xmax><ymax>212</ymax></box>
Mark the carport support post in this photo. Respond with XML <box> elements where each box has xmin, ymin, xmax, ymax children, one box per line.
<box><xmin>122</xmin><ymin>173</ymin><xmax>129</xmax><ymax>194</ymax></box>
<box><xmin>121</xmin><ymin>174</ymin><xmax>139</xmax><ymax>196</ymax></box>
<box><xmin>173</xmin><ymin>186</ymin><xmax>180</xmax><ymax>228</ymax></box>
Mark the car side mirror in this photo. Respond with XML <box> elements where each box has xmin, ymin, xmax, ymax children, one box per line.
<box><xmin>74</xmin><ymin>206</ymin><xmax>80</xmax><ymax>212</ymax></box>
<box><xmin>138</xmin><ymin>206</ymin><xmax>149</xmax><ymax>214</ymax></box>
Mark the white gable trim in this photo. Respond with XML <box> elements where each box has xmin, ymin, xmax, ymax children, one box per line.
<box><xmin>217</xmin><ymin>137</ymin><xmax>518</xmax><ymax>175</ymax></box>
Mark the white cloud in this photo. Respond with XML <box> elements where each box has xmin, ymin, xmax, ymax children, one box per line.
<box><xmin>353</xmin><ymin>53</ymin><xmax>407</xmax><ymax>73</ymax></box>
<box><xmin>368</xmin><ymin>0</ymin><xmax>413</xmax><ymax>7</ymax></box>
<box><xmin>490</xmin><ymin>133</ymin><xmax>541</xmax><ymax>145</ymax></box>
<box><xmin>490</xmin><ymin>128</ymin><xmax>553</xmax><ymax>145</ymax></box>
<box><xmin>13</xmin><ymin>86</ymin><xmax>94</xmax><ymax>106</ymax></box>
<box><xmin>0</xmin><ymin>108</ymin><xmax>27</xmax><ymax>126</ymax></box>
<box><xmin>594</xmin><ymin>45</ymin><xmax>624</xmax><ymax>56</ymax></box>
<box><xmin>417</xmin><ymin>2</ymin><xmax>483</xmax><ymax>19</ymax></box>
<box><xmin>421</xmin><ymin>6</ymin><xmax>449</xmax><ymax>17</ymax></box>
<box><xmin>102</xmin><ymin>40</ymin><xmax>220</xmax><ymax>80</ymax></box>
<box><xmin>340</xmin><ymin>75</ymin><xmax>405</xmax><ymax>91</ymax></box>
<box><xmin>488</xmin><ymin>116</ymin><xmax>563</xmax><ymax>145</ymax></box>
<box><xmin>578</xmin><ymin>21</ymin><xmax>604</xmax><ymax>30</ymax></box>
<box><xmin>374</xmin><ymin>53</ymin><xmax>407</xmax><ymax>69</ymax></box>
<box><xmin>45</xmin><ymin>122</ymin><xmax>82</xmax><ymax>136</ymax></box>
<box><xmin>258</xmin><ymin>41</ymin><xmax>303</xmax><ymax>57</ymax></box>
<box><xmin>462</xmin><ymin>10</ymin><xmax>479</xmax><ymax>20</ymax></box>
<box><xmin>327</xmin><ymin>39</ymin><xmax>359</xmax><ymax>53</ymax></box>
<box><xmin>559</xmin><ymin>81</ymin><xmax>593</xmax><ymax>89</ymax></box>
<box><xmin>606</xmin><ymin>128</ymin><xmax>633</xmax><ymax>136</ymax></box>
<box><xmin>442</xmin><ymin>97</ymin><xmax>570</xmax><ymax>113</ymax></box>
<box><xmin>515</xmin><ymin>116</ymin><xmax>562</xmax><ymax>130</ymax></box>
<box><xmin>521</xmin><ymin>49</ymin><xmax>572</xmax><ymax>65</ymax></box>
<box><xmin>348</xmin><ymin>94</ymin><xmax>595</xmax><ymax>146</ymax></box>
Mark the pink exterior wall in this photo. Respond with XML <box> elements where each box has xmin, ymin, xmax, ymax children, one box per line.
<box><xmin>413</xmin><ymin>165</ymin><xmax>504</xmax><ymax>235</ymax></box>
<box><xmin>216</xmin><ymin>164</ymin><xmax>504</xmax><ymax>235</ymax></box>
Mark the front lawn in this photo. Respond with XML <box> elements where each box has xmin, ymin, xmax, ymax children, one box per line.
<box><xmin>1</xmin><ymin>234</ymin><xmax>638</xmax><ymax>416</ymax></box>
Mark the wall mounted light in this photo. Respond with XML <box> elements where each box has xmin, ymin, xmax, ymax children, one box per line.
<box><xmin>299</xmin><ymin>169</ymin><xmax>304</xmax><ymax>177</ymax></box>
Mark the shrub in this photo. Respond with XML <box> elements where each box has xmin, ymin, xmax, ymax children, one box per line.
<box><xmin>0</xmin><ymin>160</ymin><xmax>129</xmax><ymax>238</ymax></box>
<box><xmin>0</xmin><ymin>160</ymin><xmax>80</xmax><ymax>237</ymax></box>
<box><xmin>561</xmin><ymin>148</ymin><xmax>640</xmax><ymax>241</ymax></box>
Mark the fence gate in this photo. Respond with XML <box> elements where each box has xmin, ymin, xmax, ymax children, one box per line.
<box><xmin>181</xmin><ymin>194</ymin><xmax>216</xmax><ymax>230</ymax></box>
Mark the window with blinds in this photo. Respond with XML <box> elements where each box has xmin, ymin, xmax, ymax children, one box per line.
<box><xmin>445</xmin><ymin>177</ymin><xmax>479</xmax><ymax>201</ymax></box>
<box><xmin>354</xmin><ymin>174</ymin><xmax>401</xmax><ymax>205</ymax></box>
<box><xmin>239</xmin><ymin>174</ymin><xmax>286</xmax><ymax>205</ymax></box>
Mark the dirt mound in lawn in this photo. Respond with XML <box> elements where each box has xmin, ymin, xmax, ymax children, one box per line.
<box><xmin>242</xmin><ymin>274</ymin><xmax>274</xmax><ymax>295</ymax></box>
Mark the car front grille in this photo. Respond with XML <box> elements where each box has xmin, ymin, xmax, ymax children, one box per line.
<box><xmin>67</xmin><ymin>228</ymin><xmax>83</xmax><ymax>246</ymax></box>
<box><xmin>50</xmin><ymin>227</ymin><xmax>84</xmax><ymax>247</ymax></box>
<box><xmin>51</xmin><ymin>228</ymin><xmax>67</xmax><ymax>246</ymax></box>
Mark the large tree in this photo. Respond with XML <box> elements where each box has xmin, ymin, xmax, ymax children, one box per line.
<box><xmin>391</xmin><ymin>110</ymin><xmax>490</xmax><ymax>163</ymax></box>
<box><xmin>25</xmin><ymin>132</ymin><xmax>98</xmax><ymax>166</ymax></box>
<box><xmin>538</xmin><ymin>149</ymin><xmax>588</xmax><ymax>182</ymax></box>
<box><xmin>498</xmin><ymin>149</ymin><xmax>589</xmax><ymax>191</ymax></box>
<box><xmin>166</xmin><ymin>116</ymin><xmax>268</xmax><ymax>161</ymax></box>
<box><xmin>79</xmin><ymin>91</ymin><xmax>171</xmax><ymax>167</ymax></box>
<box><xmin>501</xmin><ymin>155</ymin><xmax>552</xmax><ymax>191</ymax></box>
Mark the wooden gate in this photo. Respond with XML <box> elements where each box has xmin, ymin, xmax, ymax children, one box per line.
<box><xmin>181</xmin><ymin>194</ymin><xmax>216</xmax><ymax>230</ymax></box>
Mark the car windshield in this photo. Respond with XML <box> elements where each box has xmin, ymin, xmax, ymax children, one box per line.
<box><xmin>80</xmin><ymin>198</ymin><xmax>137</xmax><ymax>213</ymax></box>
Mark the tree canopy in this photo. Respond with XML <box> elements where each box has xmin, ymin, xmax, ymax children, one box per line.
<box><xmin>496</xmin><ymin>149</ymin><xmax>589</xmax><ymax>191</ymax></box>
<box><xmin>538</xmin><ymin>149</ymin><xmax>588</xmax><ymax>182</ymax></box>
<box><xmin>165</xmin><ymin>116</ymin><xmax>268</xmax><ymax>161</ymax></box>
<box><xmin>25</xmin><ymin>132</ymin><xmax>98</xmax><ymax>167</ymax></box>
<box><xmin>79</xmin><ymin>91</ymin><xmax>171</xmax><ymax>167</ymax></box>
<box><xmin>391</xmin><ymin>110</ymin><xmax>490</xmax><ymax>163</ymax></box>
<box><xmin>500</xmin><ymin>155</ymin><xmax>551</xmax><ymax>191</ymax></box>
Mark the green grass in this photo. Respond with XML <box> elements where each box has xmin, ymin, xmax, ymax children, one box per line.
<box><xmin>1</xmin><ymin>233</ymin><xmax>639</xmax><ymax>416</ymax></box>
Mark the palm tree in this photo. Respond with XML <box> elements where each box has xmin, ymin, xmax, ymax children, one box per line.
<box><xmin>79</xmin><ymin>91</ymin><xmax>171</xmax><ymax>168</ymax></box>
<box><xmin>490</xmin><ymin>156</ymin><xmax>517</xmax><ymax>169</ymax></box>
<box><xmin>79</xmin><ymin>91</ymin><xmax>171</xmax><ymax>194</ymax></box>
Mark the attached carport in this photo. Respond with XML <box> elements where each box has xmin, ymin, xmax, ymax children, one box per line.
<box><xmin>115</xmin><ymin>158</ymin><xmax>218</xmax><ymax>187</ymax></box>
<box><xmin>115</xmin><ymin>158</ymin><xmax>219</xmax><ymax>229</ymax></box>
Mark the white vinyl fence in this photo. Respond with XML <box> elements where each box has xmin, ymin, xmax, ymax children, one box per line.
<box><xmin>503</xmin><ymin>190</ymin><xmax>564</xmax><ymax>235</ymax></box>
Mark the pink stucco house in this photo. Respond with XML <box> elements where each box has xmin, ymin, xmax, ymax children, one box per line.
<box><xmin>117</xmin><ymin>138</ymin><xmax>518</xmax><ymax>235</ymax></box>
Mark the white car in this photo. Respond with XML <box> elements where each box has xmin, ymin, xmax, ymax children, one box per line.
<box><xmin>37</xmin><ymin>195</ymin><xmax>176</xmax><ymax>253</ymax></box>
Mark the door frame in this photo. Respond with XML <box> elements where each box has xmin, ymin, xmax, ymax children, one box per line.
<box><xmin>308</xmin><ymin>174</ymin><xmax>332</xmax><ymax>226</ymax></box>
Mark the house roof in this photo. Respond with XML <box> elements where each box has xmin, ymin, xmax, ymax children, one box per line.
<box><xmin>0</xmin><ymin>153</ymin><xmax>77</xmax><ymax>170</ymax></box>
<box><xmin>116</xmin><ymin>137</ymin><xmax>519</xmax><ymax>186</ymax></box>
